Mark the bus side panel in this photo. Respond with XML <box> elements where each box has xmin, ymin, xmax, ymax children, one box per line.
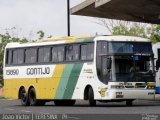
<box><xmin>62</xmin><ymin>63</ymin><xmax>83</xmax><ymax>99</ymax></box>
<box><xmin>4</xmin><ymin>78</ymin><xmax>36</xmax><ymax>99</ymax></box>
<box><xmin>36</xmin><ymin>64</ymin><xmax>65</xmax><ymax>99</ymax></box>
<box><xmin>54</xmin><ymin>64</ymin><xmax>75</xmax><ymax>99</ymax></box>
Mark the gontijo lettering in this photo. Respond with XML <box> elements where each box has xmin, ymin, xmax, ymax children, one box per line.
<box><xmin>26</xmin><ymin>67</ymin><xmax>50</xmax><ymax>75</ymax></box>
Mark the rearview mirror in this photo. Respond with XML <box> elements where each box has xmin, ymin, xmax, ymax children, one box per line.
<box><xmin>107</xmin><ymin>57</ymin><xmax>112</xmax><ymax>69</ymax></box>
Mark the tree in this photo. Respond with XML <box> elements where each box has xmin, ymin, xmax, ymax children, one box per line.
<box><xmin>112</xmin><ymin>23</ymin><xmax>147</xmax><ymax>38</ymax></box>
<box><xmin>149</xmin><ymin>25</ymin><xmax>160</xmax><ymax>43</ymax></box>
<box><xmin>37</xmin><ymin>30</ymin><xmax>45</xmax><ymax>40</ymax></box>
<box><xmin>93</xmin><ymin>18</ymin><xmax>160</xmax><ymax>43</ymax></box>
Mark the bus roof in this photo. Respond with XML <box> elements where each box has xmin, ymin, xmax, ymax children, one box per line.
<box><xmin>5</xmin><ymin>35</ymin><xmax>151</xmax><ymax>49</ymax></box>
<box><xmin>95</xmin><ymin>35</ymin><xmax>151</xmax><ymax>42</ymax></box>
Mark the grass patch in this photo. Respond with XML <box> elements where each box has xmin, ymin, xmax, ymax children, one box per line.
<box><xmin>0</xmin><ymin>96</ymin><xmax>5</xmax><ymax>99</ymax></box>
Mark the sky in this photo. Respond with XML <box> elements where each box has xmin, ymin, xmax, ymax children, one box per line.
<box><xmin>0</xmin><ymin>0</ymin><xmax>108</xmax><ymax>40</ymax></box>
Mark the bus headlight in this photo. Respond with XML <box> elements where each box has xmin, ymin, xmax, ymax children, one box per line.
<box><xmin>147</xmin><ymin>82</ymin><xmax>155</xmax><ymax>89</ymax></box>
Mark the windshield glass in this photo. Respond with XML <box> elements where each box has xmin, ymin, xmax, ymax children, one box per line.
<box><xmin>111</xmin><ymin>56</ymin><xmax>154</xmax><ymax>82</ymax></box>
<box><xmin>96</xmin><ymin>41</ymin><xmax>155</xmax><ymax>84</ymax></box>
<box><xmin>109</xmin><ymin>42</ymin><xmax>152</xmax><ymax>54</ymax></box>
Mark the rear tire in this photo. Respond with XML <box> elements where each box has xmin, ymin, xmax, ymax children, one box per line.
<box><xmin>20</xmin><ymin>88</ymin><xmax>30</xmax><ymax>106</ymax></box>
<box><xmin>28</xmin><ymin>88</ymin><xmax>38</xmax><ymax>106</ymax></box>
<box><xmin>88</xmin><ymin>87</ymin><xmax>96</xmax><ymax>106</ymax></box>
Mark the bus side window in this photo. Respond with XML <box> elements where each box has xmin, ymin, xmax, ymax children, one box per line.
<box><xmin>17</xmin><ymin>49</ymin><xmax>24</xmax><ymax>64</ymax></box>
<box><xmin>81</xmin><ymin>45</ymin><xmax>87</xmax><ymax>60</ymax></box>
<box><xmin>66</xmin><ymin>44</ymin><xmax>79</xmax><ymax>61</ymax></box>
<box><xmin>87</xmin><ymin>44</ymin><xmax>94</xmax><ymax>60</ymax></box>
<box><xmin>13</xmin><ymin>50</ymin><xmax>18</xmax><ymax>65</ymax></box>
<box><xmin>66</xmin><ymin>45</ymin><xmax>73</xmax><ymax>61</ymax></box>
<box><xmin>52</xmin><ymin>47</ymin><xmax>58</xmax><ymax>62</ymax></box>
<box><xmin>43</xmin><ymin>47</ymin><xmax>51</xmax><ymax>62</ymax></box>
<box><xmin>57</xmin><ymin>46</ymin><xmax>64</xmax><ymax>62</ymax></box>
<box><xmin>25</xmin><ymin>48</ymin><xmax>37</xmax><ymax>64</ymax></box>
<box><xmin>38</xmin><ymin>47</ymin><xmax>51</xmax><ymax>63</ymax></box>
<box><xmin>6</xmin><ymin>50</ymin><xmax>12</xmax><ymax>65</ymax></box>
<box><xmin>73</xmin><ymin>45</ymin><xmax>80</xmax><ymax>61</ymax></box>
<box><xmin>81</xmin><ymin>43</ymin><xmax>94</xmax><ymax>61</ymax></box>
<box><xmin>38</xmin><ymin>48</ymin><xmax>44</xmax><ymax>63</ymax></box>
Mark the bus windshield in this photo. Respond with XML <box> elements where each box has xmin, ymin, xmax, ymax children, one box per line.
<box><xmin>111</xmin><ymin>55</ymin><xmax>154</xmax><ymax>82</ymax></box>
<box><xmin>96</xmin><ymin>41</ymin><xmax>155</xmax><ymax>84</ymax></box>
<box><xmin>108</xmin><ymin>42</ymin><xmax>152</xmax><ymax>54</ymax></box>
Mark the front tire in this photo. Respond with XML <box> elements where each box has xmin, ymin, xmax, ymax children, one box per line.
<box><xmin>20</xmin><ymin>88</ymin><xmax>30</xmax><ymax>106</ymax></box>
<box><xmin>88</xmin><ymin>87</ymin><xmax>96</xmax><ymax>106</ymax></box>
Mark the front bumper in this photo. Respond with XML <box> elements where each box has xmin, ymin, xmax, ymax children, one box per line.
<box><xmin>104</xmin><ymin>89</ymin><xmax>155</xmax><ymax>100</ymax></box>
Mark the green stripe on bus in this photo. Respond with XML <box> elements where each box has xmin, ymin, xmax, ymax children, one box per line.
<box><xmin>54</xmin><ymin>64</ymin><xmax>74</xmax><ymax>99</ymax></box>
<box><xmin>62</xmin><ymin>63</ymin><xmax>83</xmax><ymax>99</ymax></box>
<box><xmin>76</xmin><ymin>37</ymin><xmax>94</xmax><ymax>43</ymax></box>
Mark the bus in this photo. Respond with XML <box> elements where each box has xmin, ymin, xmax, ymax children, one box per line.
<box><xmin>3</xmin><ymin>35</ymin><xmax>155</xmax><ymax>106</ymax></box>
<box><xmin>153</xmin><ymin>43</ymin><xmax>160</xmax><ymax>93</ymax></box>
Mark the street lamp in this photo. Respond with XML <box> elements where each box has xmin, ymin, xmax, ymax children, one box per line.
<box><xmin>67</xmin><ymin>0</ymin><xmax>70</xmax><ymax>36</ymax></box>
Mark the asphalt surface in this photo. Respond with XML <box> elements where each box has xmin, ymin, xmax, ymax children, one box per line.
<box><xmin>0</xmin><ymin>100</ymin><xmax>160</xmax><ymax>120</ymax></box>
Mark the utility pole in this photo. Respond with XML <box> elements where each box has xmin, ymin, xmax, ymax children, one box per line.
<box><xmin>67</xmin><ymin>0</ymin><xmax>70</xmax><ymax>36</ymax></box>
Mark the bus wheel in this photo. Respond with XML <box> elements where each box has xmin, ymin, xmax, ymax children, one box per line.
<box><xmin>20</xmin><ymin>88</ymin><xmax>30</xmax><ymax>106</ymax></box>
<box><xmin>29</xmin><ymin>88</ymin><xmax>38</xmax><ymax>106</ymax></box>
<box><xmin>88</xmin><ymin>87</ymin><xmax>96</xmax><ymax>106</ymax></box>
<box><xmin>126</xmin><ymin>100</ymin><xmax>133</xmax><ymax>106</ymax></box>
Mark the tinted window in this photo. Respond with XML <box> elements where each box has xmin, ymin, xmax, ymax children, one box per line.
<box><xmin>13</xmin><ymin>50</ymin><xmax>18</xmax><ymax>64</ymax></box>
<box><xmin>58</xmin><ymin>46</ymin><xmax>64</xmax><ymax>62</ymax></box>
<box><xmin>52</xmin><ymin>46</ymin><xmax>64</xmax><ymax>62</ymax></box>
<box><xmin>97</xmin><ymin>41</ymin><xmax>107</xmax><ymax>54</ymax></box>
<box><xmin>38</xmin><ymin>47</ymin><xmax>51</xmax><ymax>63</ymax></box>
<box><xmin>25</xmin><ymin>48</ymin><xmax>37</xmax><ymax>64</ymax></box>
<box><xmin>81</xmin><ymin>43</ymin><xmax>94</xmax><ymax>60</ymax></box>
<box><xmin>17</xmin><ymin>49</ymin><xmax>24</xmax><ymax>64</ymax></box>
<box><xmin>81</xmin><ymin>45</ymin><xmax>87</xmax><ymax>60</ymax></box>
<box><xmin>87</xmin><ymin>44</ymin><xmax>94</xmax><ymax>60</ymax></box>
<box><xmin>52</xmin><ymin>47</ymin><xmax>58</xmax><ymax>62</ymax></box>
<box><xmin>109</xmin><ymin>42</ymin><xmax>133</xmax><ymax>53</ymax></box>
<box><xmin>66</xmin><ymin>45</ymin><xmax>79</xmax><ymax>61</ymax></box>
<box><xmin>6</xmin><ymin>50</ymin><xmax>12</xmax><ymax>65</ymax></box>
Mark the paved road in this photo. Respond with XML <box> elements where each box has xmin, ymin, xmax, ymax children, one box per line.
<box><xmin>0</xmin><ymin>100</ymin><xmax>160</xmax><ymax>120</ymax></box>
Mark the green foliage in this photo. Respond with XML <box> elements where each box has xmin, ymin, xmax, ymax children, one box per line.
<box><xmin>112</xmin><ymin>23</ymin><xmax>160</xmax><ymax>43</ymax></box>
<box><xmin>37</xmin><ymin>30</ymin><xmax>45</xmax><ymax>40</ymax></box>
<box><xmin>149</xmin><ymin>25</ymin><xmax>160</xmax><ymax>43</ymax></box>
<box><xmin>112</xmin><ymin>23</ymin><xmax>147</xmax><ymax>38</ymax></box>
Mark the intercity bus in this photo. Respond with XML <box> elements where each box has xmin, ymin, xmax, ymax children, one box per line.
<box><xmin>3</xmin><ymin>36</ymin><xmax>155</xmax><ymax>106</ymax></box>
